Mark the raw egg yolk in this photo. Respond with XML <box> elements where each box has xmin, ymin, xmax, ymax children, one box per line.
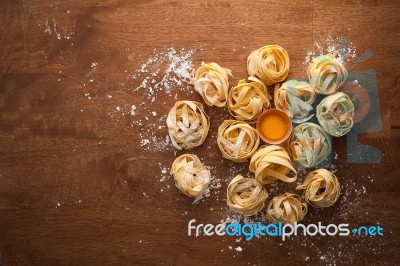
<box><xmin>260</xmin><ymin>114</ymin><xmax>288</xmax><ymax>140</ymax></box>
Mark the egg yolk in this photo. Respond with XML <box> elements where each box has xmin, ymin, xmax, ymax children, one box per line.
<box><xmin>260</xmin><ymin>114</ymin><xmax>288</xmax><ymax>140</ymax></box>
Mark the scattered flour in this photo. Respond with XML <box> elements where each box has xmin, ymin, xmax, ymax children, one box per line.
<box><xmin>140</xmin><ymin>139</ymin><xmax>150</xmax><ymax>147</ymax></box>
<box><xmin>126</xmin><ymin>47</ymin><xmax>201</xmax><ymax>152</ymax></box>
<box><xmin>235</xmin><ymin>246</ymin><xmax>243</xmax><ymax>252</ymax></box>
<box><xmin>304</xmin><ymin>36</ymin><xmax>357</xmax><ymax>66</ymax></box>
<box><xmin>43</xmin><ymin>17</ymin><xmax>75</xmax><ymax>40</ymax></box>
<box><xmin>160</xmin><ymin>166</ymin><xmax>169</xmax><ymax>182</ymax></box>
<box><xmin>131</xmin><ymin>47</ymin><xmax>198</xmax><ymax>98</ymax></box>
<box><xmin>72</xmin><ymin>29</ymin><xmax>381</xmax><ymax>263</ymax></box>
<box><xmin>130</xmin><ymin>105</ymin><xmax>136</xmax><ymax>116</ymax></box>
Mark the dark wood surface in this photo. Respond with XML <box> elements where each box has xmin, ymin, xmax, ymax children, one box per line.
<box><xmin>1</xmin><ymin>0</ymin><xmax>399</xmax><ymax>265</ymax></box>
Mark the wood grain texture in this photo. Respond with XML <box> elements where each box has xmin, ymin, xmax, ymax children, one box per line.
<box><xmin>0</xmin><ymin>0</ymin><xmax>399</xmax><ymax>265</ymax></box>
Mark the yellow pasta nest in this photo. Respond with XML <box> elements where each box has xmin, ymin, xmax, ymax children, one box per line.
<box><xmin>266</xmin><ymin>192</ymin><xmax>308</xmax><ymax>224</ymax></box>
<box><xmin>217</xmin><ymin>120</ymin><xmax>260</xmax><ymax>163</ymax></box>
<box><xmin>249</xmin><ymin>145</ymin><xmax>297</xmax><ymax>185</ymax></box>
<box><xmin>227</xmin><ymin>174</ymin><xmax>268</xmax><ymax>216</ymax></box>
<box><xmin>191</xmin><ymin>62</ymin><xmax>232</xmax><ymax>107</ymax></box>
<box><xmin>296</xmin><ymin>169</ymin><xmax>340</xmax><ymax>208</ymax></box>
<box><xmin>227</xmin><ymin>77</ymin><xmax>271</xmax><ymax>121</ymax></box>
<box><xmin>172</xmin><ymin>154</ymin><xmax>211</xmax><ymax>197</ymax></box>
<box><xmin>274</xmin><ymin>80</ymin><xmax>316</xmax><ymax>123</ymax></box>
<box><xmin>317</xmin><ymin>92</ymin><xmax>355</xmax><ymax>137</ymax></box>
<box><xmin>166</xmin><ymin>100</ymin><xmax>210</xmax><ymax>150</ymax></box>
<box><xmin>288</xmin><ymin>122</ymin><xmax>332</xmax><ymax>167</ymax></box>
<box><xmin>307</xmin><ymin>54</ymin><xmax>348</xmax><ymax>94</ymax></box>
<box><xmin>247</xmin><ymin>45</ymin><xmax>290</xmax><ymax>85</ymax></box>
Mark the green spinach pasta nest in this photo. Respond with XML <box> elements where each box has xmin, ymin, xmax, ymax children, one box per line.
<box><xmin>307</xmin><ymin>54</ymin><xmax>348</xmax><ymax>94</ymax></box>
<box><xmin>288</xmin><ymin>122</ymin><xmax>332</xmax><ymax>167</ymax></box>
<box><xmin>274</xmin><ymin>79</ymin><xmax>316</xmax><ymax>123</ymax></box>
<box><xmin>317</xmin><ymin>92</ymin><xmax>355</xmax><ymax>137</ymax></box>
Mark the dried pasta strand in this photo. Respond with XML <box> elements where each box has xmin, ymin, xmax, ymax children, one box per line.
<box><xmin>266</xmin><ymin>192</ymin><xmax>308</xmax><ymax>224</ymax></box>
<box><xmin>307</xmin><ymin>54</ymin><xmax>348</xmax><ymax>95</ymax></box>
<box><xmin>249</xmin><ymin>145</ymin><xmax>297</xmax><ymax>185</ymax></box>
<box><xmin>274</xmin><ymin>80</ymin><xmax>316</xmax><ymax>123</ymax></box>
<box><xmin>247</xmin><ymin>45</ymin><xmax>290</xmax><ymax>85</ymax></box>
<box><xmin>227</xmin><ymin>76</ymin><xmax>271</xmax><ymax>121</ymax></box>
<box><xmin>166</xmin><ymin>100</ymin><xmax>210</xmax><ymax>150</ymax></box>
<box><xmin>217</xmin><ymin>120</ymin><xmax>260</xmax><ymax>163</ymax></box>
<box><xmin>227</xmin><ymin>174</ymin><xmax>268</xmax><ymax>216</ymax></box>
<box><xmin>317</xmin><ymin>92</ymin><xmax>355</xmax><ymax>137</ymax></box>
<box><xmin>288</xmin><ymin>122</ymin><xmax>332</xmax><ymax>168</ymax></box>
<box><xmin>191</xmin><ymin>62</ymin><xmax>232</xmax><ymax>107</ymax></box>
<box><xmin>172</xmin><ymin>154</ymin><xmax>211</xmax><ymax>197</ymax></box>
<box><xmin>296</xmin><ymin>169</ymin><xmax>340</xmax><ymax>208</ymax></box>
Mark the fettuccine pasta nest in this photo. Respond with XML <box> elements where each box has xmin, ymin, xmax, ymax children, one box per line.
<box><xmin>296</xmin><ymin>169</ymin><xmax>340</xmax><ymax>208</ymax></box>
<box><xmin>166</xmin><ymin>100</ymin><xmax>210</xmax><ymax>150</ymax></box>
<box><xmin>266</xmin><ymin>192</ymin><xmax>308</xmax><ymax>224</ymax></box>
<box><xmin>247</xmin><ymin>45</ymin><xmax>290</xmax><ymax>85</ymax></box>
<box><xmin>191</xmin><ymin>62</ymin><xmax>232</xmax><ymax>107</ymax></box>
<box><xmin>217</xmin><ymin>120</ymin><xmax>260</xmax><ymax>163</ymax></box>
<box><xmin>307</xmin><ymin>54</ymin><xmax>348</xmax><ymax>94</ymax></box>
<box><xmin>172</xmin><ymin>154</ymin><xmax>211</xmax><ymax>197</ymax></box>
<box><xmin>227</xmin><ymin>174</ymin><xmax>268</xmax><ymax>216</ymax></box>
<box><xmin>288</xmin><ymin>122</ymin><xmax>332</xmax><ymax>167</ymax></box>
<box><xmin>317</xmin><ymin>92</ymin><xmax>355</xmax><ymax>137</ymax></box>
<box><xmin>227</xmin><ymin>77</ymin><xmax>271</xmax><ymax>121</ymax></box>
<box><xmin>249</xmin><ymin>145</ymin><xmax>297</xmax><ymax>185</ymax></box>
<box><xmin>274</xmin><ymin>79</ymin><xmax>316</xmax><ymax>123</ymax></box>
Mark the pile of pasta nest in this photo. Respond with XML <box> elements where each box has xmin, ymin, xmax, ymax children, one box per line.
<box><xmin>166</xmin><ymin>45</ymin><xmax>355</xmax><ymax>225</ymax></box>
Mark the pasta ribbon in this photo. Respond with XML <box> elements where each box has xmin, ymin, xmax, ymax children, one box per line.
<box><xmin>289</xmin><ymin>122</ymin><xmax>332</xmax><ymax>167</ymax></box>
<box><xmin>274</xmin><ymin>80</ymin><xmax>316</xmax><ymax>123</ymax></box>
<box><xmin>191</xmin><ymin>62</ymin><xmax>232</xmax><ymax>107</ymax></box>
<box><xmin>317</xmin><ymin>92</ymin><xmax>355</xmax><ymax>137</ymax></box>
<box><xmin>266</xmin><ymin>192</ymin><xmax>308</xmax><ymax>224</ymax></box>
<box><xmin>247</xmin><ymin>45</ymin><xmax>290</xmax><ymax>85</ymax></box>
<box><xmin>296</xmin><ymin>169</ymin><xmax>340</xmax><ymax>208</ymax></box>
<box><xmin>172</xmin><ymin>154</ymin><xmax>211</xmax><ymax>197</ymax></box>
<box><xmin>166</xmin><ymin>100</ymin><xmax>210</xmax><ymax>150</ymax></box>
<box><xmin>217</xmin><ymin>120</ymin><xmax>260</xmax><ymax>163</ymax></box>
<box><xmin>249</xmin><ymin>145</ymin><xmax>297</xmax><ymax>185</ymax></box>
<box><xmin>227</xmin><ymin>174</ymin><xmax>268</xmax><ymax>216</ymax></box>
<box><xmin>227</xmin><ymin>76</ymin><xmax>271</xmax><ymax>121</ymax></box>
<box><xmin>307</xmin><ymin>54</ymin><xmax>348</xmax><ymax>94</ymax></box>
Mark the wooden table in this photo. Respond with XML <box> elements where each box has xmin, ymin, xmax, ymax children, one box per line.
<box><xmin>1</xmin><ymin>0</ymin><xmax>399</xmax><ymax>265</ymax></box>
